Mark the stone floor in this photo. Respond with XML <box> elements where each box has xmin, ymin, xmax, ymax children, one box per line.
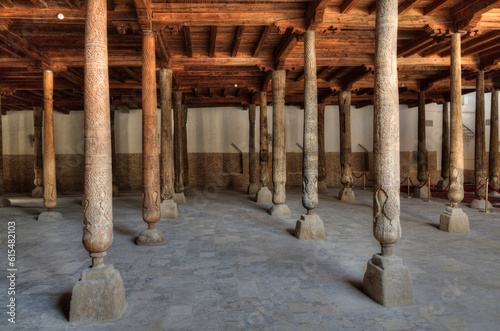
<box><xmin>1</xmin><ymin>186</ymin><xmax>500</xmax><ymax>330</ymax></box>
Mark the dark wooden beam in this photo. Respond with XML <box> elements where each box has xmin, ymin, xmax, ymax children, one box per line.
<box><xmin>325</xmin><ymin>66</ymin><xmax>349</xmax><ymax>82</ymax></box>
<box><xmin>184</xmin><ymin>26</ymin><xmax>192</xmax><ymax>58</ymax></box>
<box><xmin>232</xmin><ymin>26</ymin><xmax>245</xmax><ymax>57</ymax></box>
<box><xmin>306</xmin><ymin>0</ymin><xmax>330</xmax><ymax>30</ymax></box>
<box><xmin>0</xmin><ymin>30</ymin><xmax>51</xmax><ymax>66</ymax></box>
<box><xmin>58</xmin><ymin>70</ymin><xmax>83</xmax><ymax>86</ymax></box>
<box><xmin>398</xmin><ymin>26</ymin><xmax>438</xmax><ymax>58</ymax></box>
<box><xmin>420</xmin><ymin>71</ymin><xmax>450</xmax><ymax>91</ymax></box>
<box><xmin>209</xmin><ymin>26</ymin><xmax>217</xmax><ymax>58</ymax></box>
<box><xmin>123</xmin><ymin>67</ymin><xmax>141</xmax><ymax>82</ymax></box>
<box><xmin>64</xmin><ymin>0</ymin><xmax>81</xmax><ymax>10</ymax></box>
<box><xmin>317</xmin><ymin>66</ymin><xmax>332</xmax><ymax>80</ymax></box>
<box><xmin>440</xmin><ymin>31</ymin><xmax>500</xmax><ymax>57</ymax></box>
<box><xmin>399</xmin><ymin>0</ymin><xmax>424</xmax><ymax>15</ymax></box>
<box><xmin>423</xmin><ymin>0</ymin><xmax>450</xmax><ymax>15</ymax></box>
<box><xmin>133</xmin><ymin>0</ymin><xmax>152</xmax><ymax>31</ymax></box>
<box><xmin>341</xmin><ymin>0</ymin><xmax>361</xmax><ymax>14</ymax></box>
<box><xmin>452</xmin><ymin>0</ymin><xmax>500</xmax><ymax>31</ymax></box>
<box><xmin>295</xmin><ymin>70</ymin><xmax>305</xmax><ymax>82</ymax></box>
<box><xmin>0</xmin><ymin>0</ymin><xmax>13</xmax><ymax>9</ymax></box>
<box><xmin>262</xmin><ymin>70</ymin><xmax>272</xmax><ymax>91</ymax></box>
<box><xmin>30</xmin><ymin>0</ymin><xmax>48</xmax><ymax>9</ymax></box>
<box><xmin>342</xmin><ymin>65</ymin><xmax>371</xmax><ymax>90</ymax></box>
<box><xmin>274</xmin><ymin>28</ymin><xmax>299</xmax><ymax>69</ymax></box>
<box><xmin>253</xmin><ymin>26</ymin><xmax>270</xmax><ymax>58</ymax></box>
<box><xmin>156</xmin><ymin>31</ymin><xmax>170</xmax><ymax>67</ymax></box>
<box><xmin>462</xmin><ymin>36</ymin><xmax>500</xmax><ymax>57</ymax></box>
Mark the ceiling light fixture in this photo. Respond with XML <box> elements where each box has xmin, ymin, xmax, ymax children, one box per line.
<box><xmin>57</xmin><ymin>13</ymin><xmax>64</xmax><ymax>20</ymax></box>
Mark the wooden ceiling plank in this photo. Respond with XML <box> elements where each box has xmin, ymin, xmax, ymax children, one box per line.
<box><xmin>0</xmin><ymin>0</ymin><xmax>13</xmax><ymax>9</ymax></box>
<box><xmin>29</xmin><ymin>0</ymin><xmax>48</xmax><ymax>9</ymax></box>
<box><xmin>423</xmin><ymin>0</ymin><xmax>450</xmax><ymax>15</ymax></box>
<box><xmin>184</xmin><ymin>26</ymin><xmax>193</xmax><ymax>58</ymax></box>
<box><xmin>64</xmin><ymin>0</ymin><xmax>81</xmax><ymax>10</ymax></box>
<box><xmin>341</xmin><ymin>0</ymin><xmax>362</xmax><ymax>14</ymax></box>
<box><xmin>209</xmin><ymin>26</ymin><xmax>217</xmax><ymax>58</ymax></box>
<box><xmin>253</xmin><ymin>26</ymin><xmax>270</xmax><ymax>58</ymax></box>
<box><xmin>0</xmin><ymin>30</ymin><xmax>51</xmax><ymax>66</ymax></box>
<box><xmin>306</xmin><ymin>0</ymin><xmax>330</xmax><ymax>30</ymax></box>
<box><xmin>398</xmin><ymin>0</ymin><xmax>424</xmax><ymax>16</ymax></box>
<box><xmin>232</xmin><ymin>26</ymin><xmax>245</xmax><ymax>58</ymax></box>
<box><xmin>462</xmin><ymin>36</ymin><xmax>500</xmax><ymax>57</ymax></box>
<box><xmin>123</xmin><ymin>67</ymin><xmax>142</xmax><ymax>82</ymax></box>
<box><xmin>274</xmin><ymin>28</ymin><xmax>299</xmax><ymax>69</ymax></box>
<box><xmin>133</xmin><ymin>0</ymin><xmax>152</xmax><ymax>31</ymax></box>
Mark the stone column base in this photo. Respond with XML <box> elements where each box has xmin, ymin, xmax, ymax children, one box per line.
<box><xmin>255</xmin><ymin>186</ymin><xmax>272</xmax><ymax>203</ymax></box>
<box><xmin>363</xmin><ymin>254</ymin><xmax>414</xmax><ymax>307</ymax></box>
<box><xmin>489</xmin><ymin>190</ymin><xmax>500</xmax><ymax>198</ymax></box>
<box><xmin>436</xmin><ymin>179</ymin><xmax>449</xmax><ymax>191</ymax></box>
<box><xmin>247</xmin><ymin>183</ymin><xmax>260</xmax><ymax>195</ymax></box>
<box><xmin>269</xmin><ymin>204</ymin><xmax>291</xmax><ymax>216</ymax></box>
<box><xmin>0</xmin><ymin>197</ymin><xmax>11</xmax><ymax>207</ymax></box>
<box><xmin>295</xmin><ymin>214</ymin><xmax>325</xmax><ymax>240</ymax></box>
<box><xmin>439</xmin><ymin>207</ymin><xmax>470</xmax><ymax>233</ymax></box>
<box><xmin>32</xmin><ymin>186</ymin><xmax>44</xmax><ymax>198</ymax></box>
<box><xmin>112</xmin><ymin>184</ymin><xmax>119</xmax><ymax>197</ymax></box>
<box><xmin>470</xmin><ymin>199</ymin><xmax>493</xmax><ymax>210</ymax></box>
<box><xmin>318</xmin><ymin>181</ymin><xmax>328</xmax><ymax>194</ymax></box>
<box><xmin>38</xmin><ymin>211</ymin><xmax>62</xmax><ymax>221</ymax></box>
<box><xmin>413</xmin><ymin>186</ymin><xmax>429</xmax><ymax>199</ymax></box>
<box><xmin>136</xmin><ymin>228</ymin><xmax>167</xmax><ymax>246</ymax></box>
<box><xmin>173</xmin><ymin>192</ymin><xmax>187</xmax><ymax>205</ymax></box>
<box><xmin>338</xmin><ymin>187</ymin><xmax>355</xmax><ymax>201</ymax></box>
<box><xmin>70</xmin><ymin>264</ymin><xmax>127</xmax><ymax>323</ymax></box>
<box><xmin>161</xmin><ymin>199</ymin><xmax>179</xmax><ymax>219</ymax></box>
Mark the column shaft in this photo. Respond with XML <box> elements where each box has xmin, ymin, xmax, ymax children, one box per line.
<box><xmin>259</xmin><ymin>92</ymin><xmax>269</xmax><ymax>187</ymax></box>
<box><xmin>182</xmin><ymin>105</ymin><xmax>189</xmax><ymax>188</ymax></box>
<box><xmin>141</xmin><ymin>32</ymin><xmax>161</xmax><ymax>228</ymax></box>
<box><xmin>111</xmin><ymin>109</ymin><xmax>118</xmax><ymax>196</ymax></box>
<box><xmin>417</xmin><ymin>90</ymin><xmax>427</xmax><ymax>183</ymax></box>
<box><xmin>272</xmin><ymin>70</ymin><xmax>287</xmax><ymax>206</ymax></box>
<box><xmin>490</xmin><ymin>89</ymin><xmax>499</xmax><ymax>189</ymax></box>
<box><xmin>339</xmin><ymin>91</ymin><xmax>354</xmax><ymax>191</ymax></box>
<box><xmin>248</xmin><ymin>104</ymin><xmax>258</xmax><ymax>193</ymax></box>
<box><xmin>43</xmin><ymin>70</ymin><xmax>57</xmax><ymax>210</ymax></box>
<box><xmin>0</xmin><ymin>99</ymin><xmax>4</xmax><ymax>195</ymax></box>
<box><xmin>474</xmin><ymin>70</ymin><xmax>486</xmax><ymax>198</ymax></box>
<box><xmin>318</xmin><ymin>103</ymin><xmax>327</xmax><ymax>185</ymax></box>
<box><xmin>160</xmin><ymin>69</ymin><xmax>174</xmax><ymax>200</ymax></box>
<box><xmin>174</xmin><ymin>91</ymin><xmax>184</xmax><ymax>193</ymax></box>
<box><xmin>33</xmin><ymin>107</ymin><xmax>44</xmax><ymax>197</ymax></box>
<box><xmin>441</xmin><ymin>102</ymin><xmax>450</xmax><ymax>180</ymax></box>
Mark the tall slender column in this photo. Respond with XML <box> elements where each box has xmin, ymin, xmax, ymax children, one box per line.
<box><xmin>269</xmin><ymin>70</ymin><xmax>291</xmax><ymax>216</ymax></box>
<box><xmin>363</xmin><ymin>0</ymin><xmax>414</xmax><ymax>306</ymax></box>
<box><xmin>173</xmin><ymin>91</ymin><xmax>186</xmax><ymax>204</ymax></box>
<box><xmin>182</xmin><ymin>105</ymin><xmax>189</xmax><ymax>190</ymax></box>
<box><xmin>338</xmin><ymin>91</ymin><xmax>355</xmax><ymax>201</ymax></box>
<box><xmin>135</xmin><ymin>31</ymin><xmax>166</xmax><ymax>246</ymax></box>
<box><xmin>0</xmin><ymin>97</ymin><xmax>10</xmax><ymax>207</ymax></box>
<box><xmin>317</xmin><ymin>103</ymin><xmax>328</xmax><ymax>193</ymax></box>
<box><xmin>438</xmin><ymin>102</ymin><xmax>450</xmax><ymax>189</ymax></box>
<box><xmin>69</xmin><ymin>0</ymin><xmax>127</xmax><ymax>321</ymax></box>
<box><xmin>38</xmin><ymin>70</ymin><xmax>62</xmax><ymax>221</ymax></box>
<box><xmin>439</xmin><ymin>33</ymin><xmax>469</xmax><ymax>233</ymax></box>
<box><xmin>159</xmin><ymin>69</ymin><xmax>178</xmax><ymax>218</ymax></box>
<box><xmin>255</xmin><ymin>92</ymin><xmax>272</xmax><ymax>202</ymax></box>
<box><xmin>414</xmin><ymin>90</ymin><xmax>429</xmax><ymax>198</ymax></box>
<box><xmin>489</xmin><ymin>89</ymin><xmax>499</xmax><ymax>196</ymax></box>
<box><xmin>295</xmin><ymin>29</ymin><xmax>324</xmax><ymax>240</ymax></box>
<box><xmin>471</xmin><ymin>70</ymin><xmax>490</xmax><ymax>209</ymax></box>
<box><xmin>247</xmin><ymin>104</ymin><xmax>259</xmax><ymax>194</ymax></box>
<box><xmin>32</xmin><ymin>107</ymin><xmax>44</xmax><ymax>198</ymax></box>
<box><xmin>111</xmin><ymin>109</ymin><xmax>119</xmax><ymax>197</ymax></box>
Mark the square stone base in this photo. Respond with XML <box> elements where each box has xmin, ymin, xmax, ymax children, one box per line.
<box><xmin>69</xmin><ymin>264</ymin><xmax>127</xmax><ymax>323</ymax></box>
<box><xmin>38</xmin><ymin>211</ymin><xmax>62</xmax><ymax>221</ymax></box>
<box><xmin>173</xmin><ymin>192</ymin><xmax>187</xmax><ymax>205</ymax></box>
<box><xmin>338</xmin><ymin>188</ymin><xmax>355</xmax><ymax>201</ymax></box>
<box><xmin>136</xmin><ymin>228</ymin><xmax>167</xmax><ymax>246</ymax></box>
<box><xmin>439</xmin><ymin>207</ymin><xmax>470</xmax><ymax>233</ymax></box>
<box><xmin>247</xmin><ymin>183</ymin><xmax>260</xmax><ymax>195</ymax></box>
<box><xmin>269</xmin><ymin>204</ymin><xmax>291</xmax><ymax>216</ymax></box>
<box><xmin>295</xmin><ymin>214</ymin><xmax>325</xmax><ymax>240</ymax></box>
<box><xmin>161</xmin><ymin>199</ymin><xmax>179</xmax><ymax>219</ymax></box>
<box><xmin>414</xmin><ymin>186</ymin><xmax>429</xmax><ymax>199</ymax></box>
<box><xmin>363</xmin><ymin>254</ymin><xmax>414</xmax><ymax>307</ymax></box>
<box><xmin>255</xmin><ymin>186</ymin><xmax>272</xmax><ymax>203</ymax></box>
<box><xmin>32</xmin><ymin>186</ymin><xmax>44</xmax><ymax>198</ymax></box>
<box><xmin>470</xmin><ymin>198</ymin><xmax>492</xmax><ymax>211</ymax></box>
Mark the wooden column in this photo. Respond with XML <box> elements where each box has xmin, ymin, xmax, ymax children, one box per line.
<box><xmin>255</xmin><ymin>92</ymin><xmax>272</xmax><ymax>202</ymax></box>
<box><xmin>160</xmin><ymin>69</ymin><xmax>174</xmax><ymax>201</ymax></box>
<box><xmin>182</xmin><ymin>105</ymin><xmax>189</xmax><ymax>189</ymax></box>
<box><xmin>247</xmin><ymin>103</ymin><xmax>259</xmax><ymax>194</ymax></box>
<box><xmin>269</xmin><ymin>70</ymin><xmax>290</xmax><ymax>216</ymax></box>
<box><xmin>414</xmin><ymin>90</ymin><xmax>429</xmax><ymax>198</ymax></box>
<box><xmin>173</xmin><ymin>91</ymin><xmax>186</xmax><ymax>204</ymax></box>
<box><xmin>490</xmin><ymin>89</ymin><xmax>499</xmax><ymax>191</ymax></box>
<box><xmin>474</xmin><ymin>70</ymin><xmax>487</xmax><ymax>200</ymax></box>
<box><xmin>0</xmin><ymin>97</ymin><xmax>10</xmax><ymax>207</ymax></box>
<box><xmin>338</xmin><ymin>90</ymin><xmax>355</xmax><ymax>201</ymax></box>
<box><xmin>317</xmin><ymin>103</ymin><xmax>328</xmax><ymax>193</ymax></box>
<box><xmin>295</xmin><ymin>29</ymin><xmax>324</xmax><ymax>239</ymax></box>
<box><xmin>439</xmin><ymin>102</ymin><xmax>450</xmax><ymax>188</ymax></box>
<box><xmin>363</xmin><ymin>0</ymin><xmax>413</xmax><ymax>307</ymax></box>
<box><xmin>42</xmin><ymin>70</ymin><xmax>58</xmax><ymax>213</ymax></box>
<box><xmin>136</xmin><ymin>31</ymin><xmax>165</xmax><ymax>245</ymax></box>
<box><xmin>111</xmin><ymin>109</ymin><xmax>118</xmax><ymax>197</ymax></box>
<box><xmin>69</xmin><ymin>0</ymin><xmax>127</xmax><ymax>321</ymax></box>
<box><xmin>439</xmin><ymin>33</ymin><xmax>469</xmax><ymax>233</ymax></box>
<box><xmin>32</xmin><ymin>107</ymin><xmax>44</xmax><ymax>198</ymax></box>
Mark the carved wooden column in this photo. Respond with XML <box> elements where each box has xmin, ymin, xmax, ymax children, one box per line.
<box><xmin>247</xmin><ymin>103</ymin><xmax>259</xmax><ymax>194</ymax></box>
<box><xmin>0</xmin><ymin>97</ymin><xmax>10</xmax><ymax>207</ymax></box>
<box><xmin>255</xmin><ymin>92</ymin><xmax>272</xmax><ymax>202</ymax></box>
<box><xmin>32</xmin><ymin>107</ymin><xmax>44</xmax><ymax>198</ymax></box>
<box><xmin>471</xmin><ymin>70</ymin><xmax>490</xmax><ymax>209</ymax></box>
<box><xmin>110</xmin><ymin>109</ymin><xmax>119</xmax><ymax>197</ymax></box>
<box><xmin>173</xmin><ymin>91</ymin><xmax>186</xmax><ymax>204</ymax></box>
<box><xmin>438</xmin><ymin>102</ymin><xmax>450</xmax><ymax>190</ymax></box>
<box><xmin>182</xmin><ymin>105</ymin><xmax>189</xmax><ymax>190</ymax></box>
<box><xmin>414</xmin><ymin>90</ymin><xmax>429</xmax><ymax>198</ymax></box>
<box><xmin>489</xmin><ymin>89</ymin><xmax>499</xmax><ymax>196</ymax></box>
<box><xmin>439</xmin><ymin>33</ymin><xmax>469</xmax><ymax>233</ymax></box>
<box><xmin>362</xmin><ymin>0</ymin><xmax>414</xmax><ymax>306</ymax></box>
<box><xmin>159</xmin><ymin>68</ymin><xmax>178</xmax><ymax>218</ymax></box>
<box><xmin>38</xmin><ymin>70</ymin><xmax>62</xmax><ymax>221</ymax></box>
<box><xmin>317</xmin><ymin>103</ymin><xmax>328</xmax><ymax>194</ymax></box>
<box><xmin>69</xmin><ymin>0</ymin><xmax>127</xmax><ymax>321</ymax></box>
<box><xmin>135</xmin><ymin>31</ymin><xmax>166</xmax><ymax>246</ymax></box>
<box><xmin>295</xmin><ymin>29</ymin><xmax>324</xmax><ymax>240</ymax></box>
<box><xmin>338</xmin><ymin>90</ymin><xmax>355</xmax><ymax>201</ymax></box>
<box><xmin>269</xmin><ymin>70</ymin><xmax>290</xmax><ymax>216</ymax></box>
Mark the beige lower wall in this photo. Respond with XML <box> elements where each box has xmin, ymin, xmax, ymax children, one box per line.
<box><xmin>3</xmin><ymin>151</ymin><xmax>481</xmax><ymax>193</ymax></box>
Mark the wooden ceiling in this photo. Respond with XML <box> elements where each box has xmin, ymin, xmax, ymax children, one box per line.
<box><xmin>0</xmin><ymin>0</ymin><xmax>499</xmax><ymax>113</ymax></box>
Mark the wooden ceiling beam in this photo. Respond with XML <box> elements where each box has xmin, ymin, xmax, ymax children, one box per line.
<box><xmin>274</xmin><ymin>28</ymin><xmax>300</xmax><ymax>69</ymax></box>
<box><xmin>262</xmin><ymin>71</ymin><xmax>272</xmax><ymax>91</ymax></box>
<box><xmin>306</xmin><ymin>0</ymin><xmax>330</xmax><ymax>30</ymax></box>
<box><xmin>463</xmin><ymin>36</ymin><xmax>500</xmax><ymax>57</ymax></box>
<box><xmin>64</xmin><ymin>0</ymin><xmax>81</xmax><ymax>10</ymax></box>
<box><xmin>57</xmin><ymin>70</ymin><xmax>83</xmax><ymax>87</ymax></box>
<box><xmin>0</xmin><ymin>0</ymin><xmax>13</xmax><ymax>9</ymax></box>
<box><xmin>155</xmin><ymin>31</ymin><xmax>170</xmax><ymax>67</ymax></box>
<box><xmin>341</xmin><ymin>65</ymin><xmax>372</xmax><ymax>90</ymax></box>
<box><xmin>317</xmin><ymin>66</ymin><xmax>332</xmax><ymax>80</ymax></box>
<box><xmin>325</xmin><ymin>66</ymin><xmax>349</xmax><ymax>82</ymax></box>
<box><xmin>232</xmin><ymin>26</ymin><xmax>245</xmax><ymax>57</ymax></box>
<box><xmin>398</xmin><ymin>26</ymin><xmax>438</xmax><ymax>58</ymax></box>
<box><xmin>423</xmin><ymin>0</ymin><xmax>450</xmax><ymax>15</ymax></box>
<box><xmin>209</xmin><ymin>26</ymin><xmax>217</xmax><ymax>58</ymax></box>
<box><xmin>398</xmin><ymin>0</ymin><xmax>424</xmax><ymax>16</ymax></box>
<box><xmin>440</xmin><ymin>31</ymin><xmax>500</xmax><ymax>57</ymax></box>
<box><xmin>295</xmin><ymin>70</ymin><xmax>305</xmax><ymax>82</ymax></box>
<box><xmin>29</xmin><ymin>0</ymin><xmax>48</xmax><ymax>9</ymax></box>
<box><xmin>133</xmin><ymin>0</ymin><xmax>152</xmax><ymax>31</ymax></box>
<box><xmin>452</xmin><ymin>0</ymin><xmax>500</xmax><ymax>31</ymax></box>
<box><xmin>0</xmin><ymin>30</ymin><xmax>51</xmax><ymax>66</ymax></box>
<box><xmin>123</xmin><ymin>67</ymin><xmax>141</xmax><ymax>82</ymax></box>
<box><xmin>253</xmin><ymin>26</ymin><xmax>270</xmax><ymax>58</ymax></box>
<box><xmin>420</xmin><ymin>71</ymin><xmax>450</xmax><ymax>91</ymax></box>
<box><xmin>184</xmin><ymin>26</ymin><xmax>193</xmax><ymax>58</ymax></box>
<box><xmin>341</xmin><ymin>0</ymin><xmax>362</xmax><ymax>14</ymax></box>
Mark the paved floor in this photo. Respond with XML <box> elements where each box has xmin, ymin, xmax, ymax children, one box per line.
<box><xmin>1</xmin><ymin>186</ymin><xmax>499</xmax><ymax>330</ymax></box>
